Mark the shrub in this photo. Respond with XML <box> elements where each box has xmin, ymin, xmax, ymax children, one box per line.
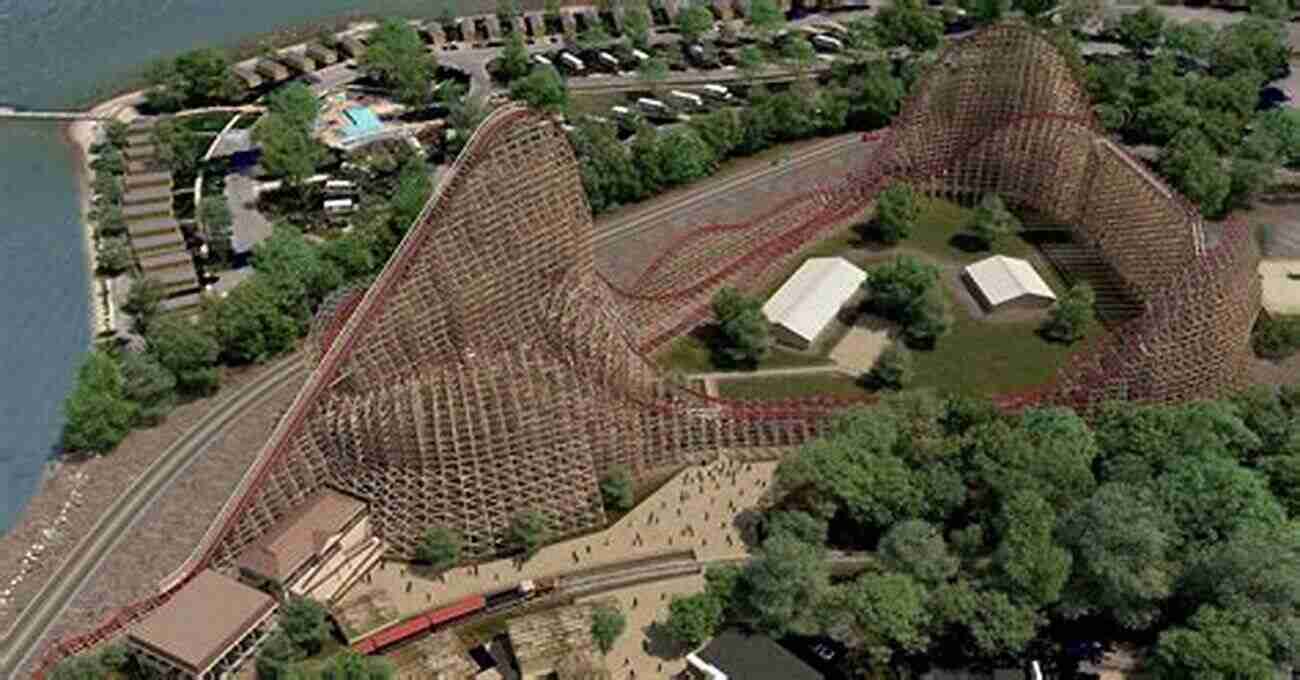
<box><xmin>874</xmin><ymin>181</ymin><xmax>920</xmax><ymax>244</ymax></box>
<box><xmin>970</xmin><ymin>194</ymin><xmax>1020</xmax><ymax>248</ymax></box>
<box><xmin>590</xmin><ymin>604</ymin><xmax>627</xmax><ymax>654</ymax></box>
<box><xmin>414</xmin><ymin>526</ymin><xmax>462</xmax><ymax>571</ymax></box>
<box><xmin>711</xmin><ymin>287</ymin><xmax>770</xmax><ymax>365</ymax></box>
<box><xmin>869</xmin><ymin>342</ymin><xmax>913</xmax><ymax>389</ymax></box>
<box><xmin>1253</xmin><ymin>315</ymin><xmax>1300</xmax><ymax>360</ymax></box>
<box><xmin>1041</xmin><ymin>284</ymin><xmax>1095</xmax><ymax>343</ymax></box>
<box><xmin>600</xmin><ymin>467</ymin><xmax>635</xmax><ymax>513</ymax></box>
<box><xmin>62</xmin><ymin>351</ymin><xmax>136</xmax><ymax>454</ymax></box>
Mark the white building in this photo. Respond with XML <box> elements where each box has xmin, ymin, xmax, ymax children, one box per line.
<box><xmin>762</xmin><ymin>257</ymin><xmax>867</xmax><ymax>349</ymax></box>
<box><xmin>961</xmin><ymin>255</ymin><xmax>1057</xmax><ymax>312</ymax></box>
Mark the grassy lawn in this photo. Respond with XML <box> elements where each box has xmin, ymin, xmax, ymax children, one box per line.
<box><xmin>716</xmin><ymin>372</ymin><xmax>869</xmax><ymax>399</ymax></box>
<box><xmin>905</xmin><ymin>284</ymin><xmax>1089</xmax><ymax>397</ymax></box>
<box><xmin>566</xmin><ymin>91</ymin><xmax>630</xmax><ymax>118</ymax></box>
<box><xmin>657</xmin><ymin>327</ymin><xmax>832</xmax><ymax>374</ymax></box>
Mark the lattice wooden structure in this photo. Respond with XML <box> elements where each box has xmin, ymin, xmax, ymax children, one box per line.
<box><xmin>30</xmin><ymin>23</ymin><xmax>1259</xmax><ymax>679</ymax></box>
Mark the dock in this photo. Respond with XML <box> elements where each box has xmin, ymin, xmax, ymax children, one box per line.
<box><xmin>0</xmin><ymin>107</ymin><xmax>108</xmax><ymax>122</ymax></box>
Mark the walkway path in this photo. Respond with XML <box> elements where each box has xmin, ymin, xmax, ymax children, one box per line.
<box><xmin>337</xmin><ymin>455</ymin><xmax>781</xmax><ymax>638</ymax></box>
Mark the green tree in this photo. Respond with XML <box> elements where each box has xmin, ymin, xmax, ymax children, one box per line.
<box><xmin>253</xmin><ymin>224</ymin><xmax>344</xmax><ymax>313</ymax></box>
<box><xmin>123</xmin><ymin>276</ymin><xmax>165</xmax><ymax>335</ymax></box>
<box><xmin>1212</xmin><ymin>17</ymin><xmax>1289</xmax><ymax>78</ymax></box>
<box><xmin>960</xmin><ymin>0</ymin><xmax>1010</xmax><ymax>24</ymax></box>
<box><xmin>201</xmin><ymin>194</ymin><xmax>235</xmax><ymax>265</ymax></box>
<box><xmin>1164</xmin><ymin>20</ymin><xmax>1216</xmax><ymax>62</ymax></box>
<box><xmin>119</xmin><ymin>351</ymin><xmax>177</xmax><ymax>426</ymax></box>
<box><xmin>1116</xmin><ymin>5</ymin><xmax>1165</xmax><ymax>52</ymax></box>
<box><xmin>508</xmin><ymin>510</ymin><xmax>550</xmax><ymax>560</ymax></box>
<box><xmin>868</xmin><ymin>342</ymin><xmax>913</xmax><ymax>390</ymax></box>
<box><xmin>206</xmin><ymin>275</ymin><xmax>300</xmax><ymax>364</ymax></box>
<box><xmin>1041</xmin><ymin>283</ymin><xmax>1094</xmax><ymax>343</ymax></box>
<box><xmin>152</xmin><ymin>120</ymin><xmax>207</xmax><ymax>174</ymax></box>
<box><xmin>747</xmin><ymin>0</ymin><xmax>786</xmax><ymax>37</ymax></box>
<box><xmin>95</xmin><ymin>236</ymin><xmax>132</xmax><ymax>275</ymax></box>
<box><xmin>656</xmin><ymin>127</ymin><xmax>718</xmax><ymax>185</ymax></box>
<box><xmin>879</xmin><ymin>519</ymin><xmax>958</xmax><ymax>586</ymax></box>
<box><xmin>50</xmin><ymin>654</ymin><xmax>106</xmax><ymax>680</ymax></box>
<box><xmin>781</xmin><ymin>37</ymin><xmax>817</xmax><ymax>84</ymax></box>
<box><xmin>600</xmin><ymin>466</ymin><xmax>635</xmax><ymax>512</ymax></box>
<box><xmin>677</xmin><ymin>5</ymin><xmax>714</xmax><ymax>44</ymax></box>
<box><xmin>590</xmin><ymin>604</ymin><xmax>627</xmax><ymax>654</ymax></box>
<box><xmin>874</xmin><ymin>0</ymin><xmax>944</xmax><ymax>50</ymax></box>
<box><xmin>831</xmin><ymin>572</ymin><xmax>931</xmax><ymax>666</ymax></box>
<box><xmin>666</xmin><ymin>592</ymin><xmax>724</xmax><ymax>648</ymax></box>
<box><xmin>848</xmin><ymin>59</ymin><xmax>904</xmax><ymax>130</ymax></box>
<box><xmin>280</xmin><ymin>596</ymin><xmax>332</xmax><ymax>655</ymax></box>
<box><xmin>1013</xmin><ymin>0</ymin><xmax>1057</xmax><ymax>17</ymax></box>
<box><xmin>62</xmin><ymin>351</ymin><xmax>137</xmax><ymax>454</ymax></box>
<box><xmin>256</xmin><ymin>631</ymin><xmax>305</xmax><ymax>680</ymax></box>
<box><xmin>1152</xmin><ymin>606</ymin><xmax>1276</xmax><ymax>680</ymax></box>
<box><xmin>994</xmin><ymin>490</ymin><xmax>1071</xmax><ymax>607</ymax></box>
<box><xmin>509</xmin><ymin>65</ymin><xmax>568</xmax><ymax>113</ymax></box>
<box><xmin>873</xmin><ymin>181</ymin><xmax>920</xmax><ymax>244</ymax></box>
<box><xmin>623</xmin><ymin>1</ymin><xmax>652</xmax><ymax>49</ymax></box>
<box><xmin>1253</xmin><ymin>108</ymin><xmax>1300</xmax><ymax>167</ymax></box>
<box><xmin>1060</xmin><ymin>483</ymin><xmax>1176</xmax><ymax>629</ymax></box>
<box><xmin>736</xmin><ymin>45</ymin><xmax>766</xmax><ymax>86</ymax></box>
<box><xmin>765</xmin><ymin>510</ymin><xmax>828</xmax><ymax>545</ymax></box>
<box><xmin>931</xmin><ymin>582</ymin><xmax>1041</xmax><ymax>660</ymax></box>
<box><xmin>254</xmin><ymin>113</ymin><xmax>328</xmax><ymax>186</ymax></box>
<box><xmin>867</xmin><ymin>255</ymin><xmax>939</xmax><ymax>320</ymax></box>
<box><xmin>710</xmin><ymin>287</ymin><xmax>770</xmax><ymax>365</ymax></box>
<box><xmin>267</xmin><ymin>81</ymin><xmax>321</xmax><ymax>130</ymax></box>
<box><xmin>415</xmin><ymin>526</ymin><xmax>463</xmax><ymax>571</ymax></box>
<box><xmin>319</xmin><ymin>650</ymin><xmax>395</xmax><ymax>680</ymax></box>
<box><xmin>970</xmin><ymin>194</ymin><xmax>1019</xmax><ymax>248</ymax></box>
<box><xmin>499</xmin><ymin>30</ymin><xmax>531</xmax><ymax>82</ymax></box>
<box><xmin>147</xmin><ymin>316</ymin><xmax>221</xmax><ymax>395</ymax></box>
<box><xmin>361</xmin><ymin>18</ymin><xmax>436</xmax><ymax>106</ymax></box>
<box><xmin>742</xmin><ymin>534</ymin><xmax>829</xmax><ymax>635</ymax></box>
<box><xmin>1157</xmin><ymin>454</ymin><xmax>1284</xmax><ymax>551</ymax></box>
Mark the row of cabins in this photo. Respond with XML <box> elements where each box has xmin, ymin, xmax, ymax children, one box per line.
<box><xmin>232</xmin><ymin>34</ymin><xmax>364</xmax><ymax>89</ymax></box>
<box><xmin>119</xmin><ymin>119</ymin><xmax>202</xmax><ymax>313</ymax></box>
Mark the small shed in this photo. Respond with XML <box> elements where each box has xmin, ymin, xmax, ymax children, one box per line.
<box><xmin>961</xmin><ymin>255</ymin><xmax>1057</xmax><ymax>312</ymax></box>
<box><xmin>762</xmin><ymin>257</ymin><xmax>867</xmax><ymax>350</ymax></box>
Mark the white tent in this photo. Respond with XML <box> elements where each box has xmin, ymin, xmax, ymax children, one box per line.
<box><xmin>962</xmin><ymin>255</ymin><xmax>1056</xmax><ymax>310</ymax></box>
<box><xmin>762</xmin><ymin>257</ymin><xmax>867</xmax><ymax>348</ymax></box>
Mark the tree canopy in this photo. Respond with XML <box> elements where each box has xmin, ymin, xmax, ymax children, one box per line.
<box><xmin>361</xmin><ymin>18</ymin><xmax>436</xmax><ymax>106</ymax></box>
<box><xmin>62</xmin><ymin>351</ymin><xmax>136</xmax><ymax>454</ymax></box>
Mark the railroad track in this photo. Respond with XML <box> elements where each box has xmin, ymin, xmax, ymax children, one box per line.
<box><xmin>592</xmin><ymin>134</ymin><xmax>866</xmax><ymax>250</ymax></box>
<box><xmin>0</xmin><ymin>355</ymin><xmax>308</xmax><ymax>679</ymax></box>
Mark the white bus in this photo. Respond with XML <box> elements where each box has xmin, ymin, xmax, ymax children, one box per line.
<box><xmin>324</xmin><ymin>179</ymin><xmax>355</xmax><ymax>194</ymax></box>
<box><xmin>700</xmin><ymin>84</ymin><xmax>730</xmax><ymax>101</ymax></box>
<box><xmin>637</xmin><ymin>97</ymin><xmax>671</xmax><ymax>116</ymax></box>
<box><xmin>559</xmin><ymin>52</ymin><xmax>585</xmax><ymax>71</ymax></box>
<box><xmin>532</xmin><ymin>54</ymin><xmax>553</xmax><ymax>66</ymax></box>
<box><xmin>668</xmin><ymin>90</ymin><xmax>703</xmax><ymax>110</ymax></box>
<box><xmin>324</xmin><ymin>198</ymin><xmax>355</xmax><ymax>214</ymax></box>
<box><xmin>597</xmin><ymin>51</ymin><xmax>620</xmax><ymax>69</ymax></box>
<box><xmin>812</xmin><ymin>34</ymin><xmax>844</xmax><ymax>52</ymax></box>
<box><xmin>611</xmin><ymin>105</ymin><xmax>633</xmax><ymax>117</ymax></box>
<box><xmin>631</xmin><ymin>48</ymin><xmax>650</xmax><ymax>62</ymax></box>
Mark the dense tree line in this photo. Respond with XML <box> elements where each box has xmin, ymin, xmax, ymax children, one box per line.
<box><xmin>62</xmin><ymin>149</ymin><xmax>432</xmax><ymax>455</ymax></box>
<box><xmin>143</xmin><ymin>48</ymin><xmax>246</xmax><ymax>113</ymax></box>
<box><xmin>1086</xmin><ymin>14</ymin><xmax>1292</xmax><ymax>215</ymax></box>
<box><xmin>667</xmin><ymin>388</ymin><xmax>1300</xmax><ymax>677</ymax></box>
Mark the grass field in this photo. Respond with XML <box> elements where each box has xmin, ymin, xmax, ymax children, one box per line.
<box><xmin>699</xmin><ymin>197</ymin><xmax>1091</xmax><ymax>399</ymax></box>
<box><xmin>657</xmin><ymin>328</ymin><xmax>832</xmax><ymax>374</ymax></box>
<box><xmin>715</xmin><ymin>372</ymin><xmax>869</xmax><ymax>399</ymax></box>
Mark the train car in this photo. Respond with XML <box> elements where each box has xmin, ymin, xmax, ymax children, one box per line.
<box><xmin>352</xmin><ymin>594</ymin><xmax>487</xmax><ymax>655</ymax></box>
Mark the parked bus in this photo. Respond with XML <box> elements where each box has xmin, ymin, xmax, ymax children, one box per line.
<box><xmin>532</xmin><ymin>53</ymin><xmax>553</xmax><ymax>66</ymax></box>
<box><xmin>812</xmin><ymin>34</ymin><xmax>843</xmax><ymax>52</ymax></box>
<box><xmin>668</xmin><ymin>90</ymin><xmax>704</xmax><ymax>110</ymax></box>
<box><xmin>637</xmin><ymin>97</ymin><xmax>671</xmax><ymax>117</ymax></box>
<box><xmin>559</xmin><ymin>52</ymin><xmax>585</xmax><ymax>72</ymax></box>
<box><xmin>700</xmin><ymin>84</ymin><xmax>731</xmax><ymax>101</ymax></box>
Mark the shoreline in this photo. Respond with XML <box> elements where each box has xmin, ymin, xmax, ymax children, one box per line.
<box><xmin>63</xmin><ymin>90</ymin><xmax>146</xmax><ymax>345</ymax></box>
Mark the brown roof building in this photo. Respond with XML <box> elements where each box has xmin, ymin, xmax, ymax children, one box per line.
<box><xmin>236</xmin><ymin>489</ymin><xmax>377</xmax><ymax>603</ymax></box>
<box><xmin>128</xmin><ymin>569</ymin><xmax>278</xmax><ymax>679</ymax></box>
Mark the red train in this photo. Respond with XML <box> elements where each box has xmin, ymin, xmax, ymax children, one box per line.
<box><xmin>351</xmin><ymin>578</ymin><xmax>556</xmax><ymax>655</ymax></box>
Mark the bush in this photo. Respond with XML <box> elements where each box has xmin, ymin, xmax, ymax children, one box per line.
<box><xmin>1041</xmin><ymin>284</ymin><xmax>1095</xmax><ymax>343</ymax></box>
<box><xmin>509</xmin><ymin>510</ymin><xmax>550</xmax><ymax>560</ymax></box>
<box><xmin>123</xmin><ymin>276</ymin><xmax>166</xmax><ymax>335</ymax></box>
<box><xmin>902</xmin><ymin>288</ymin><xmax>950</xmax><ymax>348</ymax></box>
<box><xmin>590</xmin><ymin>604</ymin><xmax>627</xmax><ymax>654</ymax></box>
<box><xmin>711</xmin><ymin>288</ymin><xmax>770</xmax><ymax>365</ymax></box>
<box><xmin>600</xmin><ymin>467</ymin><xmax>635</xmax><ymax>513</ymax></box>
<box><xmin>868</xmin><ymin>256</ymin><xmax>940</xmax><ymax>320</ymax></box>
<box><xmin>1253</xmin><ymin>315</ymin><xmax>1300</xmax><ymax>359</ymax></box>
<box><xmin>414</xmin><ymin>526</ymin><xmax>462</xmax><ymax>571</ymax></box>
<box><xmin>95</xmin><ymin>236</ymin><xmax>133</xmax><ymax>275</ymax></box>
<box><xmin>873</xmin><ymin>181</ymin><xmax>921</xmax><ymax>245</ymax></box>
<box><xmin>119</xmin><ymin>351</ymin><xmax>177</xmax><ymax>426</ymax></box>
<box><xmin>146</xmin><ymin>316</ymin><xmax>222</xmax><ymax>396</ymax></box>
<box><xmin>868</xmin><ymin>342</ymin><xmax>913</xmax><ymax>389</ymax></box>
<box><xmin>62</xmin><ymin>351</ymin><xmax>137</xmax><ymax>454</ymax></box>
<box><xmin>970</xmin><ymin>194</ymin><xmax>1020</xmax><ymax>248</ymax></box>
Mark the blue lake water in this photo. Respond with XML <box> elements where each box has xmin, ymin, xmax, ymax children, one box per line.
<box><xmin>0</xmin><ymin>0</ymin><xmax>489</xmax><ymax>533</ymax></box>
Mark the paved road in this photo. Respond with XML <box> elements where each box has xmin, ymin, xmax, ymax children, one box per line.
<box><xmin>0</xmin><ymin>355</ymin><xmax>308</xmax><ymax>680</ymax></box>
